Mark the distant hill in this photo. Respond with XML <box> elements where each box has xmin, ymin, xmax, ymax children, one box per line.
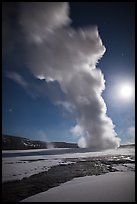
<box><xmin>2</xmin><ymin>135</ymin><xmax>78</xmax><ymax>150</ymax></box>
<box><xmin>119</xmin><ymin>144</ymin><xmax>135</xmax><ymax>148</ymax></box>
<box><xmin>2</xmin><ymin>135</ymin><xmax>134</xmax><ymax>150</ymax></box>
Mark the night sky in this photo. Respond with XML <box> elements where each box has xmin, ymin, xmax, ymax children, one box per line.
<box><xmin>2</xmin><ymin>2</ymin><xmax>135</xmax><ymax>145</ymax></box>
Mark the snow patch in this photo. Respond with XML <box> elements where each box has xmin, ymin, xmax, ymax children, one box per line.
<box><xmin>21</xmin><ymin>172</ymin><xmax>135</xmax><ymax>202</ymax></box>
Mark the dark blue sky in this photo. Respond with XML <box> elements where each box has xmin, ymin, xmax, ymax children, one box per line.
<box><xmin>2</xmin><ymin>2</ymin><xmax>135</xmax><ymax>144</ymax></box>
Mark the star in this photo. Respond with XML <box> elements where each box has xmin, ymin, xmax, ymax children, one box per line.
<box><xmin>8</xmin><ymin>108</ymin><xmax>13</xmax><ymax>112</ymax></box>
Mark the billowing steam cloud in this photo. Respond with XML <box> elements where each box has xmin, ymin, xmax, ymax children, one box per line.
<box><xmin>19</xmin><ymin>2</ymin><xmax>120</xmax><ymax>150</ymax></box>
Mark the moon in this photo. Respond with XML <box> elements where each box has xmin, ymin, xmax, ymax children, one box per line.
<box><xmin>109</xmin><ymin>80</ymin><xmax>135</xmax><ymax>107</ymax></box>
<box><xmin>118</xmin><ymin>83</ymin><xmax>134</xmax><ymax>101</ymax></box>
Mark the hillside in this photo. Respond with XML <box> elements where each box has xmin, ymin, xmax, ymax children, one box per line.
<box><xmin>2</xmin><ymin>135</ymin><xmax>78</xmax><ymax>150</ymax></box>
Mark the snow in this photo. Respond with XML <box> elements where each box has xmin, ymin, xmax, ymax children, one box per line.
<box><xmin>2</xmin><ymin>157</ymin><xmax>63</xmax><ymax>183</ymax></box>
<box><xmin>113</xmin><ymin>163</ymin><xmax>135</xmax><ymax>172</ymax></box>
<box><xmin>21</xmin><ymin>172</ymin><xmax>135</xmax><ymax>202</ymax></box>
<box><xmin>2</xmin><ymin>147</ymin><xmax>135</xmax><ymax>183</ymax></box>
<box><xmin>2</xmin><ymin>155</ymin><xmax>76</xmax><ymax>183</ymax></box>
<box><xmin>2</xmin><ymin>146</ymin><xmax>135</xmax><ymax>157</ymax></box>
<box><xmin>2</xmin><ymin>146</ymin><xmax>135</xmax><ymax>202</ymax></box>
<box><xmin>2</xmin><ymin>148</ymin><xmax>53</xmax><ymax>153</ymax></box>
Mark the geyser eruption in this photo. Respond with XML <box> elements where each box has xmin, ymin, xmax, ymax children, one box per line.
<box><xmin>20</xmin><ymin>2</ymin><xmax>121</xmax><ymax>150</ymax></box>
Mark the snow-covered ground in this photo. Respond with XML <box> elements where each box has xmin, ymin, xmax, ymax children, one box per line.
<box><xmin>21</xmin><ymin>172</ymin><xmax>135</xmax><ymax>202</ymax></box>
<box><xmin>2</xmin><ymin>156</ymin><xmax>62</xmax><ymax>183</ymax></box>
<box><xmin>2</xmin><ymin>146</ymin><xmax>135</xmax><ymax>157</ymax></box>
<box><xmin>2</xmin><ymin>147</ymin><xmax>135</xmax><ymax>183</ymax></box>
<box><xmin>2</xmin><ymin>146</ymin><xmax>135</xmax><ymax>202</ymax></box>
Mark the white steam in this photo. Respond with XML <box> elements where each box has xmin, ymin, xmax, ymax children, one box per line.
<box><xmin>20</xmin><ymin>2</ymin><xmax>120</xmax><ymax>150</ymax></box>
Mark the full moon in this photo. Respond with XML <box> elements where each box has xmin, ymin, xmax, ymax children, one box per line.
<box><xmin>118</xmin><ymin>83</ymin><xmax>134</xmax><ymax>100</ymax></box>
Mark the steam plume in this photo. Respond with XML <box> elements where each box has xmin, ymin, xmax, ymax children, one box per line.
<box><xmin>20</xmin><ymin>2</ymin><xmax>120</xmax><ymax>150</ymax></box>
